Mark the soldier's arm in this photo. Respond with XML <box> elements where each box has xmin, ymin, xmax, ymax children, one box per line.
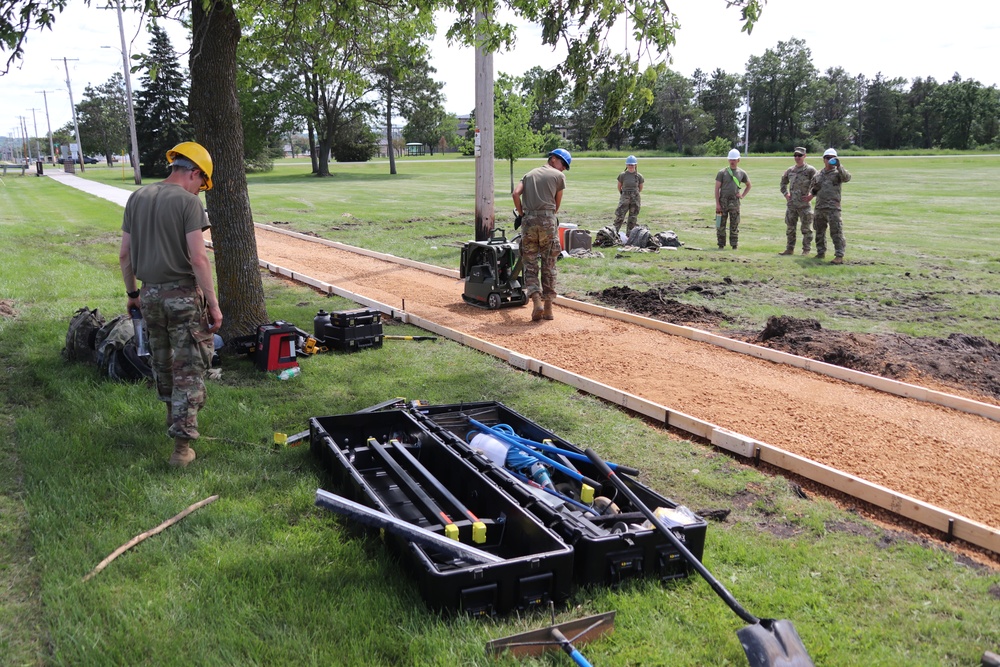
<box><xmin>187</xmin><ymin>230</ymin><xmax>223</xmax><ymax>334</ymax></box>
<box><xmin>512</xmin><ymin>182</ymin><xmax>525</xmax><ymax>216</ymax></box>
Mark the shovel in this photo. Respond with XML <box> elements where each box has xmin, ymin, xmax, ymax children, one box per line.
<box><xmin>583</xmin><ymin>448</ymin><xmax>814</xmax><ymax>667</ymax></box>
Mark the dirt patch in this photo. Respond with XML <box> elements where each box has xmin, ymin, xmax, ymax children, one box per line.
<box><xmin>591</xmin><ymin>285</ymin><xmax>1000</xmax><ymax>404</ymax></box>
<box><xmin>590</xmin><ymin>286</ymin><xmax>732</xmax><ymax>328</ymax></box>
<box><xmin>749</xmin><ymin>315</ymin><xmax>1000</xmax><ymax>402</ymax></box>
<box><xmin>0</xmin><ymin>299</ymin><xmax>17</xmax><ymax>319</ymax></box>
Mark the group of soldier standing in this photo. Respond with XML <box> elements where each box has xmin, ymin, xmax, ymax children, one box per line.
<box><xmin>615</xmin><ymin>148</ymin><xmax>851</xmax><ymax>264</ymax></box>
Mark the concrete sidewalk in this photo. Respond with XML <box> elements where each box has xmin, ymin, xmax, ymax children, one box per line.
<box><xmin>45</xmin><ymin>170</ymin><xmax>133</xmax><ymax>208</ymax></box>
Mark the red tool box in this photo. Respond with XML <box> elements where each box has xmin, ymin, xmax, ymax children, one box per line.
<box><xmin>254</xmin><ymin>322</ymin><xmax>299</xmax><ymax>372</ymax></box>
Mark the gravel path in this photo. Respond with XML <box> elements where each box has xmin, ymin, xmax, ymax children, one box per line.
<box><xmin>253</xmin><ymin>226</ymin><xmax>1000</xmax><ymax>535</ymax></box>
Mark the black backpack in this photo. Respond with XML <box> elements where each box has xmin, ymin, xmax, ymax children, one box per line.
<box><xmin>95</xmin><ymin>315</ymin><xmax>153</xmax><ymax>383</ymax></box>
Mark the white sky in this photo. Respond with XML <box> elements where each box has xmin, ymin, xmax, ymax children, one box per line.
<box><xmin>0</xmin><ymin>0</ymin><xmax>996</xmax><ymax>141</ymax></box>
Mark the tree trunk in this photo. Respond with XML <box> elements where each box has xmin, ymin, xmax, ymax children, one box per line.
<box><xmin>306</xmin><ymin>117</ymin><xmax>317</xmax><ymax>174</ymax></box>
<box><xmin>386</xmin><ymin>85</ymin><xmax>396</xmax><ymax>175</ymax></box>
<box><xmin>189</xmin><ymin>0</ymin><xmax>268</xmax><ymax>341</ymax></box>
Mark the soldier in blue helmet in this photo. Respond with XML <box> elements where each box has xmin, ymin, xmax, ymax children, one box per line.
<box><xmin>614</xmin><ymin>155</ymin><xmax>645</xmax><ymax>235</ymax></box>
<box><xmin>512</xmin><ymin>149</ymin><xmax>571</xmax><ymax>321</ymax></box>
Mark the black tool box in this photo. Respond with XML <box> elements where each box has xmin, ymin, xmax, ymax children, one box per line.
<box><xmin>309</xmin><ymin>409</ymin><xmax>574</xmax><ymax>616</ymax></box>
<box><xmin>408</xmin><ymin>401</ymin><xmax>707</xmax><ymax>588</ymax></box>
<box><xmin>314</xmin><ymin>308</ymin><xmax>384</xmax><ymax>352</ymax></box>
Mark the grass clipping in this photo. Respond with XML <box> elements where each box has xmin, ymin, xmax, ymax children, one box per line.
<box><xmin>82</xmin><ymin>495</ymin><xmax>219</xmax><ymax>582</ymax></box>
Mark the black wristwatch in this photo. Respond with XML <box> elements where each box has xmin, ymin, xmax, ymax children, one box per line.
<box><xmin>127</xmin><ymin>289</ymin><xmax>141</xmax><ymax>299</ymax></box>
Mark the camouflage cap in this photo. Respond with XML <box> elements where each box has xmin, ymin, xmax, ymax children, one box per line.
<box><xmin>793</xmin><ymin>147</ymin><xmax>807</xmax><ymax>155</ymax></box>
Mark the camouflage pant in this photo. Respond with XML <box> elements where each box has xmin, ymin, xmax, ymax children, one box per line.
<box><xmin>785</xmin><ymin>205</ymin><xmax>814</xmax><ymax>252</ymax></box>
<box><xmin>141</xmin><ymin>281</ymin><xmax>214</xmax><ymax>441</ymax></box>
<box><xmin>614</xmin><ymin>191</ymin><xmax>642</xmax><ymax>234</ymax></box>
<box><xmin>520</xmin><ymin>212</ymin><xmax>560</xmax><ymax>299</ymax></box>
<box><xmin>814</xmin><ymin>208</ymin><xmax>846</xmax><ymax>258</ymax></box>
<box><xmin>717</xmin><ymin>195</ymin><xmax>741</xmax><ymax>248</ymax></box>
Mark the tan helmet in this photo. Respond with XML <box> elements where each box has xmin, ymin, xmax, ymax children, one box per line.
<box><xmin>166</xmin><ymin>141</ymin><xmax>213</xmax><ymax>191</ymax></box>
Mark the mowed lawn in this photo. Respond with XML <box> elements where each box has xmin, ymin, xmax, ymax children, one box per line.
<box><xmin>0</xmin><ymin>155</ymin><xmax>996</xmax><ymax>666</ymax></box>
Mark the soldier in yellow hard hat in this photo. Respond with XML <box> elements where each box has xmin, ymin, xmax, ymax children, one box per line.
<box><xmin>119</xmin><ymin>141</ymin><xmax>222</xmax><ymax>467</ymax></box>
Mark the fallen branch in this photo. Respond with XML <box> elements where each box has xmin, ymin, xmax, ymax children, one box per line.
<box><xmin>82</xmin><ymin>494</ymin><xmax>219</xmax><ymax>582</ymax></box>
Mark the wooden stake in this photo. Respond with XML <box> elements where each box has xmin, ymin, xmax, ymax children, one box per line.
<box><xmin>82</xmin><ymin>494</ymin><xmax>219</xmax><ymax>582</ymax></box>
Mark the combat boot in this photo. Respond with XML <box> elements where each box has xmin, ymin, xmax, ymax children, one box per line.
<box><xmin>778</xmin><ymin>249</ymin><xmax>794</xmax><ymax>256</ymax></box>
<box><xmin>530</xmin><ymin>294</ymin><xmax>543</xmax><ymax>321</ymax></box>
<box><xmin>169</xmin><ymin>438</ymin><xmax>196</xmax><ymax>467</ymax></box>
<box><xmin>542</xmin><ymin>298</ymin><xmax>554</xmax><ymax>320</ymax></box>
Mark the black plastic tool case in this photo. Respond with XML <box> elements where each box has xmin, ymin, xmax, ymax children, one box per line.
<box><xmin>409</xmin><ymin>401</ymin><xmax>707</xmax><ymax>588</ymax></box>
<box><xmin>317</xmin><ymin>308</ymin><xmax>384</xmax><ymax>351</ymax></box>
<box><xmin>309</xmin><ymin>409</ymin><xmax>574</xmax><ymax>616</ymax></box>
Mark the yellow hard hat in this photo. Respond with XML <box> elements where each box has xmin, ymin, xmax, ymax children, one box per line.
<box><xmin>166</xmin><ymin>141</ymin><xmax>213</xmax><ymax>191</ymax></box>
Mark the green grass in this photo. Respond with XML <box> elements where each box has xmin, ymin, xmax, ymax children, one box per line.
<box><xmin>2</xmin><ymin>160</ymin><xmax>998</xmax><ymax>665</ymax></box>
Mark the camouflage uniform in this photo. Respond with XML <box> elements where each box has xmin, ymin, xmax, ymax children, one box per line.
<box><xmin>810</xmin><ymin>164</ymin><xmax>852</xmax><ymax>259</ymax></box>
<box><xmin>780</xmin><ymin>161</ymin><xmax>817</xmax><ymax>252</ymax></box>
<box><xmin>516</xmin><ymin>163</ymin><xmax>566</xmax><ymax>301</ymax></box>
<box><xmin>520</xmin><ymin>212</ymin><xmax>561</xmax><ymax>299</ymax></box>
<box><xmin>614</xmin><ymin>170</ymin><xmax>644</xmax><ymax>234</ymax></box>
<box><xmin>715</xmin><ymin>167</ymin><xmax>750</xmax><ymax>248</ymax></box>
<box><xmin>141</xmin><ymin>280</ymin><xmax>215</xmax><ymax>441</ymax></box>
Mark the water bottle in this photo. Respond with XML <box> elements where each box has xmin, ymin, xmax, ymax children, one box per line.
<box><xmin>277</xmin><ymin>366</ymin><xmax>301</xmax><ymax>380</ymax></box>
<box><xmin>130</xmin><ymin>307</ymin><xmax>150</xmax><ymax>357</ymax></box>
<box><xmin>829</xmin><ymin>158</ymin><xmax>838</xmax><ymax>166</ymax></box>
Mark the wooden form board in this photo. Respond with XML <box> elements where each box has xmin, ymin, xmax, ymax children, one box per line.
<box><xmin>251</xmin><ymin>244</ymin><xmax>1000</xmax><ymax>556</ymax></box>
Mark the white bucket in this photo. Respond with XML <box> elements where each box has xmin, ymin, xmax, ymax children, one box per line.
<box><xmin>470</xmin><ymin>433</ymin><xmax>510</xmax><ymax>466</ymax></box>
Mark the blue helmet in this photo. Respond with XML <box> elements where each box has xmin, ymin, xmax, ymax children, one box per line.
<box><xmin>548</xmin><ymin>148</ymin><xmax>572</xmax><ymax>170</ymax></box>
<box><xmin>625</xmin><ymin>155</ymin><xmax>638</xmax><ymax>165</ymax></box>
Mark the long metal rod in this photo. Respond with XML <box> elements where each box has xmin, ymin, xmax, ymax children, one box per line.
<box><xmin>367</xmin><ymin>438</ymin><xmax>455</xmax><ymax>532</ymax></box>
<box><xmin>387</xmin><ymin>439</ymin><xmax>480</xmax><ymax>526</ymax></box>
<box><xmin>314</xmin><ymin>489</ymin><xmax>502</xmax><ymax>564</ymax></box>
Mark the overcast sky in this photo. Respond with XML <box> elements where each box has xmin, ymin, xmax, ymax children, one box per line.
<box><xmin>0</xmin><ymin>0</ymin><xmax>996</xmax><ymax>143</ymax></box>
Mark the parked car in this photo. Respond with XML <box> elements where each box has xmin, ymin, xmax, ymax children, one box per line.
<box><xmin>83</xmin><ymin>156</ymin><xmax>99</xmax><ymax>164</ymax></box>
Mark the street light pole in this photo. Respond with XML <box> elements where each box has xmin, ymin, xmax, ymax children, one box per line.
<box><xmin>28</xmin><ymin>108</ymin><xmax>42</xmax><ymax>163</ymax></box>
<box><xmin>54</xmin><ymin>57</ymin><xmax>85</xmax><ymax>172</ymax></box>
<box><xmin>37</xmin><ymin>90</ymin><xmax>57</xmax><ymax>163</ymax></box>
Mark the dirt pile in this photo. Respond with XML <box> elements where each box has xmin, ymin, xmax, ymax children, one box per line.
<box><xmin>592</xmin><ymin>288</ymin><xmax>1000</xmax><ymax>403</ymax></box>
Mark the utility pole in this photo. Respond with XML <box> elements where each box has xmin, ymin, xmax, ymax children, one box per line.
<box><xmin>743</xmin><ymin>90</ymin><xmax>751</xmax><ymax>154</ymax></box>
<box><xmin>473</xmin><ymin>9</ymin><xmax>495</xmax><ymax>242</ymax></box>
<box><xmin>100</xmin><ymin>0</ymin><xmax>141</xmax><ymax>184</ymax></box>
<box><xmin>37</xmin><ymin>90</ymin><xmax>57</xmax><ymax>162</ymax></box>
<box><xmin>28</xmin><ymin>108</ymin><xmax>42</xmax><ymax>163</ymax></box>
<box><xmin>18</xmin><ymin>116</ymin><xmax>29</xmax><ymax>161</ymax></box>
<box><xmin>54</xmin><ymin>57</ymin><xmax>85</xmax><ymax>171</ymax></box>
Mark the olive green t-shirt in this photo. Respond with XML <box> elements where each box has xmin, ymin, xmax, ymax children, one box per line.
<box><xmin>520</xmin><ymin>164</ymin><xmax>566</xmax><ymax>212</ymax></box>
<box><xmin>122</xmin><ymin>182</ymin><xmax>210</xmax><ymax>284</ymax></box>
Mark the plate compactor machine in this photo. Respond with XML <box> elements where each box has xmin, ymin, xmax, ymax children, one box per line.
<box><xmin>460</xmin><ymin>227</ymin><xmax>528</xmax><ymax>310</ymax></box>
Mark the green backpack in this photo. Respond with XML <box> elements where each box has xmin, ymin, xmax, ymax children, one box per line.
<box><xmin>62</xmin><ymin>307</ymin><xmax>106</xmax><ymax>364</ymax></box>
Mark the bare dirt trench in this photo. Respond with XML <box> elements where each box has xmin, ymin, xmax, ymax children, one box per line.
<box><xmin>251</xmin><ymin>226</ymin><xmax>1000</xmax><ymax>539</ymax></box>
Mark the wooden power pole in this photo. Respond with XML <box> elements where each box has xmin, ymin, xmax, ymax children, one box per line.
<box><xmin>473</xmin><ymin>10</ymin><xmax>495</xmax><ymax>242</ymax></box>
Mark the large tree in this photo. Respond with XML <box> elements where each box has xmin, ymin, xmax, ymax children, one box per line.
<box><xmin>653</xmin><ymin>68</ymin><xmax>707</xmax><ymax>153</ymax></box>
<box><xmin>133</xmin><ymin>21</ymin><xmax>189</xmax><ymax>178</ymax></box>
<box><xmin>810</xmin><ymin>67</ymin><xmax>857</xmax><ymax>149</ymax></box>
<box><xmin>370</xmin><ymin>11</ymin><xmax>439</xmax><ymax>174</ymax></box>
<box><xmin>493</xmin><ymin>74</ymin><xmax>541</xmax><ymax>192</ymax></box>
<box><xmin>76</xmin><ymin>72</ymin><xmax>129</xmax><ymax>164</ymax></box>
<box><xmin>745</xmin><ymin>37</ymin><xmax>817</xmax><ymax>150</ymax></box>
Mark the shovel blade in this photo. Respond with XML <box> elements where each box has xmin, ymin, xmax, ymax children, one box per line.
<box><xmin>737</xmin><ymin>619</ymin><xmax>814</xmax><ymax>667</ymax></box>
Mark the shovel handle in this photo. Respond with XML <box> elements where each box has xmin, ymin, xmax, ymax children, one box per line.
<box><xmin>584</xmin><ymin>448</ymin><xmax>759</xmax><ymax>626</ymax></box>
